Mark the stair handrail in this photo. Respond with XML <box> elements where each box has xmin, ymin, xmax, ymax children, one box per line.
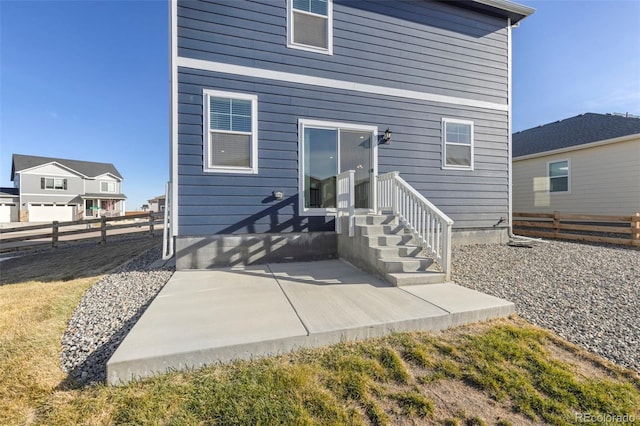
<box><xmin>336</xmin><ymin>170</ymin><xmax>356</xmax><ymax>236</ymax></box>
<box><xmin>377</xmin><ymin>171</ymin><xmax>454</xmax><ymax>281</ymax></box>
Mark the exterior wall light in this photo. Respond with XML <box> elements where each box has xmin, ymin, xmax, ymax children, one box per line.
<box><xmin>382</xmin><ymin>128</ymin><xmax>392</xmax><ymax>144</ymax></box>
<box><xmin>273</xmin><ymin>191</ymin><xmax>284</xmax><ymax>200</ymax></box>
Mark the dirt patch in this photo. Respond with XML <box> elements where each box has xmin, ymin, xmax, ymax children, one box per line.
<box><xmin>0</xmin><ymin>237</ymin><xmax>161</xmax><ymax>285</ymax></box>
<box><xmin>426</xmin><ymin>379</ymin><xmax>546</xmax><ymax>426</ymax></box>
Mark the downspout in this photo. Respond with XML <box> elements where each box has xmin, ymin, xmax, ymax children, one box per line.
<box><xmin>507</xmin><ymin>17</ymin><xmax>514</xmax><ymax>239</ymax></box>
<box><xmin>168</xmin><ymin>0</ymin><xmax>179</xmax><ymax>255</ymax></box>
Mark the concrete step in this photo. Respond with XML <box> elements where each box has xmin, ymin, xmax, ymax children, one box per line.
<box><xmin>385</xmin><ymin>271</ymin><xmax>448</xmax><ymax>286</ymax></box>
<box><xmin>364</xmin><ymin>234</ymin><xmax>417</xmax><ymax>246</ymax></box>
<box><xmin>354</xmin><ymin>215</ymin><xmax>397</xmax><ymax>226</ymax></box>
<box><xmin>371</xmin><ymin>245</ymin><xmax>423</xmax><ymax>258</ymax></box>
<box><xmin>378</xmin><ymin>256</ymin><xmax>435</xmax><ymax>273</ymax></box>
<box><xmin>357</xmin><ymin>223</ymin><xmax>407</xmax><ymax>236</ymax></box>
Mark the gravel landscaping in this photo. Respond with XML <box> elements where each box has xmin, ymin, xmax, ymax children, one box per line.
<box><xmin>452</xmin><ymin>240</ymin><xmax>639</xmax><ymax>372</ymax></box>
<box><xmin>60</xmin><ymin>246</ymin><xmax>174</xmax><ymax>386</ymax></box>
<box><xmin>60</xmin><ymin>239</ymin><xmax>638</xmax><ymax>386</ymax></box>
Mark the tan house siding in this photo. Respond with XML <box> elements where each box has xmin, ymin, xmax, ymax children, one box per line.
<box><xmin>513</xmin><ymin>137</ymin><xmax>640</xmax><ymax>216</ymax></box>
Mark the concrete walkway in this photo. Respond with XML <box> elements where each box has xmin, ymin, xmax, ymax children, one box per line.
<box><xmin>107</xmin><ymin>259</ymin><xmax>514</xmax><ymax>384</ymax></box>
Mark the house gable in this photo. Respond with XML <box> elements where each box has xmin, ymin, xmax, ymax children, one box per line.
<box><xmin>18</xmin><ymin>162</ymin><xmax>83</xmax><ymax>179</ymax></box>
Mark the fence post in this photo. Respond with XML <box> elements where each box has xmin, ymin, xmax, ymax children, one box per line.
<box><xmin>101</xmin><ymin>216</ymin><xmax>107</xmax><ymax>244</ymax></box>
<box><xmin>149</xmin><ymin>212</ymin><xmax>154</xmax><ymax>236</ymax></box>
<box><xmin>553</xmin><ymin>211</ymin><xmax>560</xmax><ymax>238</ymax></box>
<box><xmin>632</xmin><ymin>212</ymin><xmax>640</xmax><ymax>247</ymax></box>
<box><xmin>52</xmin><ymin>221</ymin><xmax>59</xmax><ymax>248</ymax></box>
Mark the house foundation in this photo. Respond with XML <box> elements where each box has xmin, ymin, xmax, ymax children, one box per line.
<box><xmin>175</xmin><ymin>232</ymin><xmax>337</xmax><ymax>270</ymax></box>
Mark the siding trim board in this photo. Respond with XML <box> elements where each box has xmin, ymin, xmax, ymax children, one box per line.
<box><xmin>177</xmin><ymin>57</ymin><xmax>509</xmax><ymax>112</ymax></box>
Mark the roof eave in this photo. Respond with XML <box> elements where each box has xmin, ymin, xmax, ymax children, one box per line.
<box><xmin>513</xmin><ymin>133</ymin><xmax>640</xmax><ymax>160</ymax></box>
<box><xmin>467</xmin><ymin>0</ymin><xmax>535</xmax><ymax>25</ymax></box>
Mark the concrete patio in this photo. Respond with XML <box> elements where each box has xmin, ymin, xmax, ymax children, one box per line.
<box><xmin>107</xmin><ymin>259</ymin><xmax>514</xmax><ymax>385</ymax></box>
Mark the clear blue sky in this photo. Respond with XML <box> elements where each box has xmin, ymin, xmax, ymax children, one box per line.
<box><xmin>1</xmin><ymin>0</ymin><xmax>639</xmax><ymax>210</ymax></box>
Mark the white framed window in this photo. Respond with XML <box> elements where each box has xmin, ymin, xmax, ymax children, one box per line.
<box><xmin>203</xmin><ymin>89</ymin><xmax>258</xmax><ymax>174</ymax></box>
<box><xmin>101</xmin><ymin>181</ymin><xmax>117</xmax><ymax>193</ymax></box>
<box><xmin>442</xmin><ymin>118</ymin><xmax>474</xmax><ymax>170</ymax></box>
<box><xmin>548</xmin><ymin>159</ymin><xmax>570</xmax><ymax>193</ymax></box>
<box><xmin>287</xmin><ymin>0</ymin><xmax>333</xmax><ymax>55</ymax></box>
<box><xmin>41</xmin><ymin>177</ymin><xmax>67</xmax><ymax>190</ymax></box>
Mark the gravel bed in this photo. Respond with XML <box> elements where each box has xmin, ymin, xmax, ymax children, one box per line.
<box><xmin>60</xmin><ymin>246</ymin><xmax>174</xmax><ymax>386</ymax></box>
<box><xmin>452</xmin><ymin>240</ymin><xmax>639</xmax><ymax>372</ymax></box>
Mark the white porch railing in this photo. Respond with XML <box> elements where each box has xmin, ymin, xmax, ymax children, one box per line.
<box><xmin>336</xmin><ymin>170</ymin><xmax>355</xmax><ymax>236</ymax></box>
<box><xmin>377</xmin><ymin>171</ymin><xmax>454</xmax><ymax>281</ymax></box>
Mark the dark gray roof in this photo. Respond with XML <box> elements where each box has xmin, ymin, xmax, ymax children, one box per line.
<box><xmin>513</xmin><ymin>113</ymin><xmax>640</xmax><ymax>158</ymax></box>
<box><xmin>11</xmin><ymin>154</ymin><xmax>123</xmax><ymax>180</ymax></box>
<box><xmin>0</xmin><ymin>187</ymin><xmax>19</xmax><ymax>197</ymax></box>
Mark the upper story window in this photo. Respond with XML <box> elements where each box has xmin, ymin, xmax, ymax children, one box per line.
<box><xmin>101</xmin><ymin>181</ymin><xmax>117</xmax><ymax>193</ymax></box>
<box><xmin>41</xmin><ymin>177</ymin><xmax>67</xmax><ymax>190</ymax></box>
<box><xmin>288</xmin><ymin>0</ymin><xmax>333</xmax><ymax>55</ymax></box>
<box><xmin>442</xmin><ymin>118</ymin><xmax>474</xmax><ymax>170</ymax></box>
<box><xmin>203</xmin><ymin>89</ymin><xmax>258</xmax><ymax>174</ymax></box>
<box><xmin>548</xmin><ymin>160</ymin><xmax>569</xmax><ymax>193</ymax></box>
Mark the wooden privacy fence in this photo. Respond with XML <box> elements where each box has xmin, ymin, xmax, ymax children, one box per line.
<box><xmin>513</xmin><ymin>212</ymin><xmax>640</xmax><ymax>247</ymax></box>
<box><xmin>0</xmin><ymin>212</ymin><xmax>163</xmax><ymax>252</ymax></box>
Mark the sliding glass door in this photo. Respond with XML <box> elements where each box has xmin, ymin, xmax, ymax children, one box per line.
<box><xmin>300</xmin><ymin>120</ymin><xmax>376</xmax><ymax>215</ymax></box>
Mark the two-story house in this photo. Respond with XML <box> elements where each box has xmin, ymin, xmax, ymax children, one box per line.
<box><xmin>169</xmin><ymin>0</ymin><xmax>534</xmax><ymax>274</ymax></box>
<box><xmin>10</xmin><ymin>154</ymin><xmax>126</xmax><ymax>222</ymax></box>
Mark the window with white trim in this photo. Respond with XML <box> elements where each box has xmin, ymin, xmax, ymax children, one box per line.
<box><xmin>288</xmin><ymin>0</ymin><xmax>332</xmax><ymax>54</ymax></box>
<box><xmin>41</xmin><ymin>177</ymin><xmax>67</xmax><ymax>190</ymax></box>
<box><xmin>203</xmin><ymin>89</ymin><xmax>258</xmax><ymax>174</ymax></box>
<box><xmin>548</xmin><ymin>160</ymin><xmax>569</xmax><ymax>193</ymax></box>
<box><xmin>442</xmin><ymin>118</ymin><xmax>474</xmax><ymax>170</ymax></box>
<box><xmin>101</xmin><ymin>181</ymin><xmax>116</xmax><ymax>193</ymax></box>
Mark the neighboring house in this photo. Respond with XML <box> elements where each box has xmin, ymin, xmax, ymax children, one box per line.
<box><xmin>148</xmin><ymin>195</ymin><xmax>166</xmax><ymax>212</ymax></box>
<box><xmin>169</xmin><ymin>0</ymin><xmax>534</xmax><ymax>269</ymax></box>
<box><xmin>0</xmin><ymin>187</ymin><xmax>19</xmax><ymax>223</ymax></box>
<box><xmin>512</xmin><ymin>113</ymin><xmax>640</xmax><ymax>216</ymax></box>
<box><xmin>10</xmin><ymin>154</ymin><xmax>127</xmax><ymax>222</ymax></box>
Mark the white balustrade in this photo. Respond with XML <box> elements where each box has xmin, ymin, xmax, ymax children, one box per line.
<box><xmin>376</xmin><ymin>172</ymin><xmax>454</xmax><ymax>280</ymax></box>
<box><xmin>336</xmin><ymin>170</ymin><xmax>355</xmax><ymax>236</ymax></box>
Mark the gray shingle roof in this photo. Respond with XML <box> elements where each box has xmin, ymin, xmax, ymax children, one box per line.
<box><xmin>11</xmin><ymin>154</ymin><xmax>123</xmax><ymax>180</ymax></box>
<box><xmin>0</xmin><ymin>187</ymin><xmax>19</xmax><ymax>197</ymax></box>
<box><xmin>513</xmin><ymin>113</ymin><xmax>640</xmax><ymax>158</ymax></box>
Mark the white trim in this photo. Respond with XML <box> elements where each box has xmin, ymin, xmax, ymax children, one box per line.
<box><xmin>297</xmin><ymin>118</ymin><xmax>378</xmax><ymax>217</ymax></box>
<box><xmin>287</xmin><ymin>0</ymin><xmax>333</xmax><ymax>55</ymax></box>
<box><xmin>21</xmin><ymin>192</ymin><xmax>75</xmax><ymax>197</ymax></box>
<box><xmin>441</xmin><ymin>118</ymin><xmax>475</xmax><ymax>171</ymax></box>
<box><xmin>18</xmin><ymin>162</ymin><xmax>84</xmax><ymax>178</ymax></box>
<box><xmin>93</xmin><ymin>173</ymin><xmax>122</xmax><ymax>182</ymax></box>
<box><xmin>513</xmin><ymin>132</ymin><xmax>640</xmax><ymax>161</ymax></box>
<box><xmin>171</xmin><ymin>0</ymin><xmax>179</xmax><ymax>237</ymax></box>
<box><xmin>177</xmin><ymin>57</ymin><xmax>509</xmax><ymax>112</ymax></box>
<box><xmin>202</xmin><ymin>89</ymin><xmax>259</xmax><ymax>174</ymax></box>
<box><xmin>547</xmin><ymin>158</ymin><xmax>571</xmax><ymax>194</ymax></box>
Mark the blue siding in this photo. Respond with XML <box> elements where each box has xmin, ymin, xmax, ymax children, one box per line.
<box><xmin>177</xmin><ymin>67</ymin><xmax>508</xmax><ymax>235</ymax></box>
<box><xmin>177</xmin><ymin>0</ymin><xmax>508</xmax><ymax>104</ymax></box>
